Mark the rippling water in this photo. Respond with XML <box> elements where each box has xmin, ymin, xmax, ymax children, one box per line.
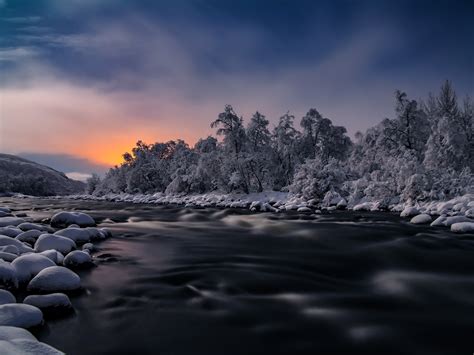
<box><xmin>4</xmin><ymin>197</ymin><xmax>474</xmax><ymax>355</ymax></box>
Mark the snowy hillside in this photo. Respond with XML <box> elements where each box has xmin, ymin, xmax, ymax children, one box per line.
<box><xmin>0</xmin><ymin>154</ymin><xmax>85</xmax><ymax>196</ymax></box>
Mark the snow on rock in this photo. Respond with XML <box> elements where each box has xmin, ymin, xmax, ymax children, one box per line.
<box><xmin>0</xmin><ymin>290</ymin><xmax>15</xmax><ymax>305</ymax></box>
<box><xmin>451</xmin><ymin>222</ymin><xmax>474</xmax><ymax>233</ymax></box>
<box><xmin>23</xmin><ymin>293</ymin><xmax>72</xmax><ymax>311</ymax></box>
<box><xmin>297</xmin><ymin>206</ymin><xmax>312</xmax><ymax>212</ymax></box>
<box><xmin>15</xmin><ymin>230</ymin><xmax>43</xmax><ymax>245</ymax></box>
<box><xmin>410</xmin><ymin>214</ymin><xmax>432</xmax><ymax>224</ymax></box>
<box><xmin>34</xmin><ymin>234</ymin><xmax>76</xmax><ymax>255</ymax></box>
<box><xmin>0</xmin><ymin>252</ymin><xmax>17</xmax><ymax>262</ymax></box>
<box><xmin>0</xmin><ymin>326</ymin><xmax>64</xmax><ymax>354</ymax></box>
<box><xmin>0</xmin><ymin>326</ymin><xmax>35</xmax><ymax>342</ymax></box>
<box><xmin>442</xmin><ymin>216</ymin><xmax>472</xmax><ymax>227</ymax></box>
<box><xmin>353</xmin><ymin>202</ymin><xmax>374</xmax><ymax>211</ymax></box>
<box><xmin>50</xmin><ymin>212</ymin><xmax>95</xmax><ymax>228</ymax></box>
<box><xmin>0</xmin><ymin>236</ymin><xmax>32</xmax><ymax>254</ymax></box>
<box><xmin>63</xmin><ymin>250</ymin><xmax>92</xmax><ymax>268</ymax></box>
<box><xmin>0</xmin><ymin>228</ymin><xmax>22</xmax><ymax>238</ymax></box>
<box><xmin>27</xmin><ymin>266</ymin><xmax>81</xmax><ymax>293</ymax></box>
<box><xmin>400</xmin><ymin>206</ymin><xmax>419</xmax><ymax>217</ymax></box>
<box><xmin>17</xmin><ymin>223</ymin><xmax>50</xmax><ymax>232</ymax></box>
<box><xmin>82</xmin><ymin>243</ymin><xmax>94</xmax><ymax>252</ymax></box>
<box><xmin>430</xmin><ymin>215</ymin><xmax>447</xmax><ymax>227</ymax></box>
<box><xmin>0</xmin><ymin>304</ymin><xmax>43</xmax><ymax>328</ymax></box>
<box><xmin>0</xmin><ymin>246</ymin><xmax>19</xmax><ymax>255</ymax></box>
<box><xmin>465</xmin><ymin>208</ymin><xmax>474</xmax><ymax>218</ymax></box>
<box><xmin>38</xmin><ymin>250</ymin><xmax>63</xmax><ymax>264</ymax></box>
<box><xmin>100</xmin><ymin>228</ymin><xmax>112</xmax><ymax>238</ymax></box>
<box><xmin>0</xmin><ymin>218</ymin><xmax>25</xmax><ymax>228</ymax></box>
<box><xmin>0</xmin><ymin>261</ymin><xmax>18</xmax><ymax>289</ymax></box>
<box><xmin>54</xmin><ymin>228</ymin><xmax>91</xmax><ymax>243</ymax></box>
<box><xmin>11</xmin><ymin>254</ymin><xmax>56</xmax><ymax>284</ymax></box>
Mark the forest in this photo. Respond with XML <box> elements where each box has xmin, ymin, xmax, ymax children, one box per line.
<box><xmin>88</xmin><ymin>81</ymin><xmax>474</xmax><ymax>207</ymax></box>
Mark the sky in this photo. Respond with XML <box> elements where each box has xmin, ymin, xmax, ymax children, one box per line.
<box><xmin>0</xmin><ymin>0</ymin><xmax>473</xmax><ymax>180</ymax></box>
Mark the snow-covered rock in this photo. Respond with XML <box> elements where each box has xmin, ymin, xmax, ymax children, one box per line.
<box><xmin>82</xmin><ymin>243</ymin><xmax>94</xmax><ymax>252</ymax></box>
<box><xmin>442</xmin><ymin>216</ymin><xmax>472</xmax><ymax>227</ymax></box>
<box><xmin>400</xmin><ymin>206</ymin><xmax>419</xmax><ymax>217</ymax></box>
<box><xmin>0</xmin><ymin>236</ymin><xmax>32</xmax><ymax>254</ymax></box>
<box><xmin>0</xmin><ymin>326</ymin><xmax>63</xmax><ymax>354</ymax></box>
<box><xmin>0</xmin><ymin>218</ymin><xmax>25</xmax><ymax>228</ymax></box>
<box><xmin>63</xmin><ymin>250</ymin><xmax>92</xmax><ymax>268</ymax></box>
<box><xmin>54</xmin><ymin>228</ymin><xmax>91</xmax><ymax>243</ymax></box>
<box><xmin>23</xmin><ymin>293</ymin><xmax>72</xmax><ymax>311</ymax></box>
<box><xmin>410</xmin><ymin>214</ymin><xmax>432</xmax><ymax>224</ymax></box>
<box><xmin>353</xmin><ymin>202</ymin><xmax>373</xmax><ymax>211</ymax></box>
<box><xmin>17</xmin><ymin>223</ymin><xmax>49</xmax><ymax>232</ymax></box>
<box><xmin>465</xmin><ymin>208</ymin><xmax>474</xmax><ymax>218</ymax></box>
<box><xmin>38</xmin><ymin>250</ymin><xmax>63</xmax><ymax>264</ymax></box>
<box><xmin>451</xmin><ymin>222</ymin><xmax>474</xmax><ymax>233</ymax></box>
<box><xmin>50</xmin><ymin>212</ymin><xmax>95</xmax><ymax>228</ymax></box>
<box><xmin>430</xmin><ymin>215</ymin><xmax>447</xmax><ymax>226</ymax></box>
<box><xmin>15</xmin><ymin>230</ymin><xmax>43</xmax><ymax>245</ymax></box>
<box><xmin>0</xmin><ymin>228</ymin><xmax>22</xmax><ymax>238</ymax></box>
<box><xmin>27</xmin><ymin>266</ymin><xmax>81</xmax><ymax>293</ymax></box>
<box><xmin>297</xmin><ymin>206</ymin><xmax>312</xmax><ymax>212</ymax></box>
<box><xmin>0</xmin><ymin>246</ymin><xmax>19</xmax><ymax>255</ymax></box>
<box><xmin>0</xmin><ymin>261</ymin><xmax>18</xmax><ymax>289</ymax></box>
<box><xmin>0</xmin><ymin>304</ymin><xmax>43</xmax><ymax>328</ymax></box>
<box><xmin>0</xmin><ymin>252</ymin><xmax>17</xmax><ymax>262</ymax></box>
<box><xmin>34</xmin><ymin>234</ymin><xmax>76</xmax><ymax>255</ymax></box>
<box><xmin>0</xmin><ymin>290</ymin><xmax>15</xmax><ymax>305</ymax></box>
<box><xmin>11</xmin><ymin>254</ymin><xmax>56</xmax><ymax>284</ymax></box>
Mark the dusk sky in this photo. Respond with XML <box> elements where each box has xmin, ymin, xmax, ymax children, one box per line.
<box><xmin>1</xmin><ymin>0</ymin><xmax>473</xmax><ymax>179</ymax></box>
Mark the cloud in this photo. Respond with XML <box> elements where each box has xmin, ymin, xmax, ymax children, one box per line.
<box><xmin>0</xmin><ymin>47</ymin><xmax>39</xmax><ymax>61</ymax></box>
<box><xmin>2</xmin><ymin>8</ymin><xmax>471</xmax><ymax>168</ymax></box>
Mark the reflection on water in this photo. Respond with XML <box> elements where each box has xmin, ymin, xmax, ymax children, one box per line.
<box><xmin>3</xmin><ymin>197</ymin><xmax>474</xmax><ymax>355</ymax></box>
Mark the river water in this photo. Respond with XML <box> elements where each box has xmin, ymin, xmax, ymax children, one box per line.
<box><xmin>3</xmin><ymin>197</ymin><xmax>474</xmax><ymax>355</ymax></box>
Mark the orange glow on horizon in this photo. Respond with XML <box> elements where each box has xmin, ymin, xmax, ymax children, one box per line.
<box><xmin>71</xmin><ymin>130</ymin><xmax>200</xmax><ymax>168</ymax></box>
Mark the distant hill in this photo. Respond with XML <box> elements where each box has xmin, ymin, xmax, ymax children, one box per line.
<box><xmin>0</xmin><ymin>153</ymin><xmax>85</xmax><ymax>196</ymax></box>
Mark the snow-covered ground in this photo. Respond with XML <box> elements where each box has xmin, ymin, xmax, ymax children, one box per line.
<box><xmin>0</xmin><ymin>208</ymin><xmax>111</xmax><ymax>354</ymax></box>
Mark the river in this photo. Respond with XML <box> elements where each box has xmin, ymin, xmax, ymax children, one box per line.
<box><xmin>3</xmin><ymin>197</ymin><xmax>474</xmax><ymax>355</ymax></box>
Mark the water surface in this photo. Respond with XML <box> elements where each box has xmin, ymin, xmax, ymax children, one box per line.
<box><xmin>3</xmin><ymin>197</ymin><xmax>474</xmax><ymax>355</ymax></box>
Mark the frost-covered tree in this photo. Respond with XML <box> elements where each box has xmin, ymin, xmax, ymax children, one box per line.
<box><xmin>424</xmin><ymin>81</ymin><xmax>468</xmax><ymax>171</ymax></box>
<box><xmin>211</xmin><ymin>105</ymin><xmax>251</xmax><ymax>193</ymax></box>
<box><xmin>382</xmin><ymin>91</ymin><xmax>429</xmax><ymax>159</ymax></box>
<box><xmin>271</xmin><ymin>112</ymin><xmax>299</xmax><ymax>189</ymax></box>
<box><xmin>245</xmin><ymin>111</ymin><xmax>272</xmax><ymax>192</ymax></box>
<box><xmin>85</xmin><ymin>174</ymin><xmax>101</xmax><ymax>195</ymax></box>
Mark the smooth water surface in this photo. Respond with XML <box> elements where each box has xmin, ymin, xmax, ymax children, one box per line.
<box><xmin>3</xmin><ymin>197</ymin><xmax>474</xmax><ymax>355</ymax></box>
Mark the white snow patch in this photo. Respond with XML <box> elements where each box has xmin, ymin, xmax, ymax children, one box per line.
<box><xmin>0</xmin><ymin>290</ymin><xmax>15</xmax><ymax>305</ymax></box>
<box><xmin>23</xmin><ymin>293</ymin><xmax>72</xmax><ymax>310</ymax></box>
<box><xmin>451</xmin><ymin>222</ymin><xmax>474</xmax><ymax>233</ymax></box>
<box><xmin>50</xmin><ymin>212</ymin><xmax>95</xmax><ymax>228</ymax></box>
<box><xmin>12</xmin><ymin>254</ymin><xmax>56</xmax><ymax>284</ymax></box>
<box><xmin>34</xmin><ymin>234</ymin><xmax>76</xmax><ymax>255</ymax></box>
<box><xmin>0</xmin><ymin>304</ymin><xmax>43</xmax><ymax>328</ymax></box>
<box><xmin>63</xmin><ymin>250</ymin><xmax>92</xmax><ymax>268</ymax></box>
<box><xmin>410</xmin><ymin>214</ymin><xmax>432</xmax><ymax>225</ymax></box>
<box><xmin>0</xmin><ymin>218</ymin><xmax>25</xmax><ymax>228</ymax></box>
<box><xmin>27</xmin><ymin>266</ymin><xmax>81</xmax><ymax>293</ymax></box>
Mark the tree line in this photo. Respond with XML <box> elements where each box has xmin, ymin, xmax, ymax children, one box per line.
<box><xmin>88</xmin><ymin>81</ymin><xmax>473</xmax><ymax>205</ymax></box>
